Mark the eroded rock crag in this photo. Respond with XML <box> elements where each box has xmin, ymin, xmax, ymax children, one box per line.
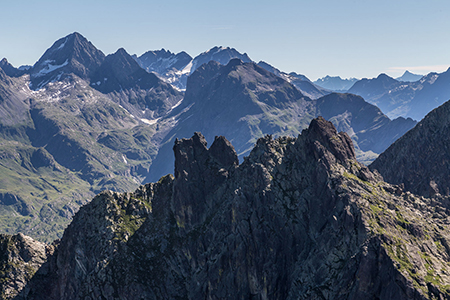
<box><xmin>8</xmin><ymin>117</ymin><xmax>450</xmax><ymax>299</ymax></box>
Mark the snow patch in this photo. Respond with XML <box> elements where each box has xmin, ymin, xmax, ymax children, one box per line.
<box><xmin>171</xmin><ymin>99</ymin><xmax>183</xmax><ymax>110</ymax></box>
<box><xmin>35</xmin><ymin>59</ymin><xmax>69</xmax><ymax>77</ymax></box>
<box><xmin>181</xmin><ymin>60</ymin><xmax>193</xmax><ymax>75</ymax></box>
<box><xmin>57</xmin><ymin>38</ymin><xmax>68</xmax><ymax>50</ymax></box>
<box><xmin>122</xmin><ymin>155</ymin><xmax>128</xmax><ymax>164</ymax></box>
<box><xmin>140</xmin><ymin>118</ymin><xmax>160</xmax><ymax>125</ymax></box>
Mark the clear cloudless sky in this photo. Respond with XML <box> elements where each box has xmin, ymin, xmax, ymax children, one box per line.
<box><xmin>2</xmin><ymin>0</ymin><xmax>450</xmax><ymax>80</ymax></box>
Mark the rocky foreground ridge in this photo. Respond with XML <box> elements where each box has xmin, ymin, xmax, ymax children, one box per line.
<box><xmin>2</xmin><ymin>117</ymin><xmax>450</xmax><ymax>299</ymax></box>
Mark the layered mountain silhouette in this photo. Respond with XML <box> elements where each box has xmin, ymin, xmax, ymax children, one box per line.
<box><xmin>146</xmin><ymin>59</ymin><xmax>416</xmax><ymax>181</ymax></box>
<box><xmin>314</xmin><ymin>75</ymin><xmax>358</xmax><ymax>92</ymax></box>
<box><xmin>133</xmin><ymin>46</ymin><xmax>252</xmax><ymax>90</ymax></box>
<box><xmin>0</xmin><ymin>32</ymin><xmax>422</xmax><ymax>243</ymax></box>
<box><xmin>4</xmin><ymin>32</ymin><xmax>450</xmax><ymax>299</ymax></box>
<box><xmin>396</xmin><ymin>70</ymin><xmax>423</xmax><ymax>82</ymax></box>
<box><xmin>257</xmin><ymin>61</ymin><xmax>330</xmax><ymax>99</ymax></box>
<box><xmin>316</xmin><ymin>93</ymin><xmax>416</xmax><ymax>154</ymax></box>
<box><xmin>134</xmin><ymin>48</ymin><xmax>192</xmax><ymax>75</ymax></box>
<box><xmin>348</xmin><ymin>69</ymin><xmax>450</xmax><ymax>120</ymax></box>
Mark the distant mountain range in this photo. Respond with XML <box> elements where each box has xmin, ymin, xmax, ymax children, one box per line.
<box><xmin>348</xmin><ymin>69</ymin><xmax>450</xmax><ymax>120</ymax></box>
<box><xmin>256</xmin><ymin>61</ymin><xmax>330</xmax><ymax>99</ymax></box>
<box><xmin>133</xmin><ymin>46</ymin><xmax>251</xmax><ymax>90</ymax></box>
<box><xmin>395</xmin><ymin>70</ymin><xmax>423</xmax><ymax>82</ymax></box>
<box><xmin>314</xmin><ymin>75</ymin><xmax>358</xmax><ymax>92</ymax></box>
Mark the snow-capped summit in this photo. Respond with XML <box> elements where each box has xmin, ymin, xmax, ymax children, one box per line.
<box><xmin>133</xmin><ymin>46</ymin><xmax>252</xmax><ymax>90</ymax></box>
<box><xmin>313</xmin><ymin>75</ymin><xmax>358</xmax><ymax>92</ymax></box>
<box><xmin>190</xmin><ymin>46</ymin><xmax>252</xmax><ymax>74</ymax></box>
<box><xmin>29</xmin><ymin>32</ymin><xmax>105</xmax><ymax>89</ymax></box>
<box><xmin>134</xmin><ymin>49</ymin><xmax>192</xmax><ymax>75</ymax></box>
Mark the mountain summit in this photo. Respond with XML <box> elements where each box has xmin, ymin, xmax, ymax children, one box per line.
<box><xmin>396</xmin><ymin>70</ymin><xmax>423</xmax><ymax>82</ymax></box>
<box><xmin>29</xmin><ymin>32</ymin><xmax>105</xmax><ymax>89</ymax></box>
<box><xmin>190</xmin><ymin>46</ymin><xmax>252</xmax><ymax>74</ymax></box>
<box><xmin>314</xmin><ymin>75</ymin><xmax>358</xmax><ymax>92</ymax></box>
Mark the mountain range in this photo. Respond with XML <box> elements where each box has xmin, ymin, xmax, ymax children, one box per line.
<box><xmin>3</xmin><ymin>116</ymin><xmax>450</xmax><ymax>299</ymax></box>
<box><xmin>348</xmin><ymin>69</ymin><xmax>450</xmax><ymax>120</ymax></box>
<box><xmin>313</xmin><ymin>75</ymin><xmax>358</xmax><ymax>92</ymax></box>
<box><xmin>3</xmin><ymin>31</ymin><xmax>450</xmax><ymax>299</ymax></box>
<box><xmin>146</xmin><ymin>59</ymin><xmax>415</xmax><ymax>182</ymax></box>
<box><xmin>0</xmin><ymin>31</ymin><xmax>443</xmax><ymax>245</ymax></box>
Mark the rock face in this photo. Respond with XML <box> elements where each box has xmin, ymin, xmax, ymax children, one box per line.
<box><xmin>370</xmin><ymin>99</ymin><xmax>450</xmax><ymax>197</ymax></box>
<box><xmin>0</xmin><ymin>233</ymin><xmax>52</xmax><ymax>299</ymax></box>
<box><xmin>7</xmin><ymin>117</ymin><xmax>450</xmax><ymax>299</ymax></box>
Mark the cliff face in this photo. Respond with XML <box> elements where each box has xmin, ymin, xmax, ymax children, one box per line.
<box><xmin>8</xmin><ymin>117</ymin><xmax>450</xmax><ymax>299</ymax></box>
<box><xmin>0</xmin><ymin>233</ymin><xmax>52</xmax><ymax>299</ymax></box>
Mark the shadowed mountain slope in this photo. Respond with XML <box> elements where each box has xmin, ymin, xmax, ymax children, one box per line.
<box><xmin>370</xmin><ymin>99</ymin><xmax>450</xmax><ymax>198</ymax></box>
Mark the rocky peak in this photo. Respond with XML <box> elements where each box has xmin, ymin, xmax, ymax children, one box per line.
<box><xmin>302</xmin><ymin>116</ymin><xmax>356</xmax><ymax>164</ymax></box>
<box><xmin>135</xmin><ymin>48</ymin><xmax>192</xmax><ymax>74</ymax></box>
<box><xmin>396</xmin><ymin>70</ymin><xmax>423</xmax><ymax>82</ymax></box>
<box><xmin>172</xmin><ymin>132</ymin><xmax>238</xmax><ymax>231</ymax></box>
<box><xmin>209</xmin><ymin>135</ymin><xmax>239</xmax><ymax>167</ymax></box>
<box><xmin>0</xmin><ymin>58</ymin><xmax>26</xmax><ymax>77</ymax></box>
<box><xmin>173</xmin><ymin>133</ymin><xmax>238</xmax><ymax>179</ymax></box>
<box><xmin>190</xmin><ymin>45</ymin><xmax>252</xmax><ymax>74</ymax></box>
<box><xmin>90</xmin><ymin>47</ymin><xmax>159</xmax><ymax>93</ymax></box>
<box><xmin>29</xmin><ymin>32</ymin><xmax>105</xmax><ymax>89</ymax></box>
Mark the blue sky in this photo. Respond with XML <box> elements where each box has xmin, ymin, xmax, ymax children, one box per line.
<box><xmin>2</xmin><ymin>0</ymin><xmax>450</xmax><ymax>80</ymax></box>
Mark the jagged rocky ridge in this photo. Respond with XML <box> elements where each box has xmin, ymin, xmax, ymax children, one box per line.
<box><xmin>6</xmin><ymin>117</ymin><xmax>450</xmax><ymax>299</ymax></box>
